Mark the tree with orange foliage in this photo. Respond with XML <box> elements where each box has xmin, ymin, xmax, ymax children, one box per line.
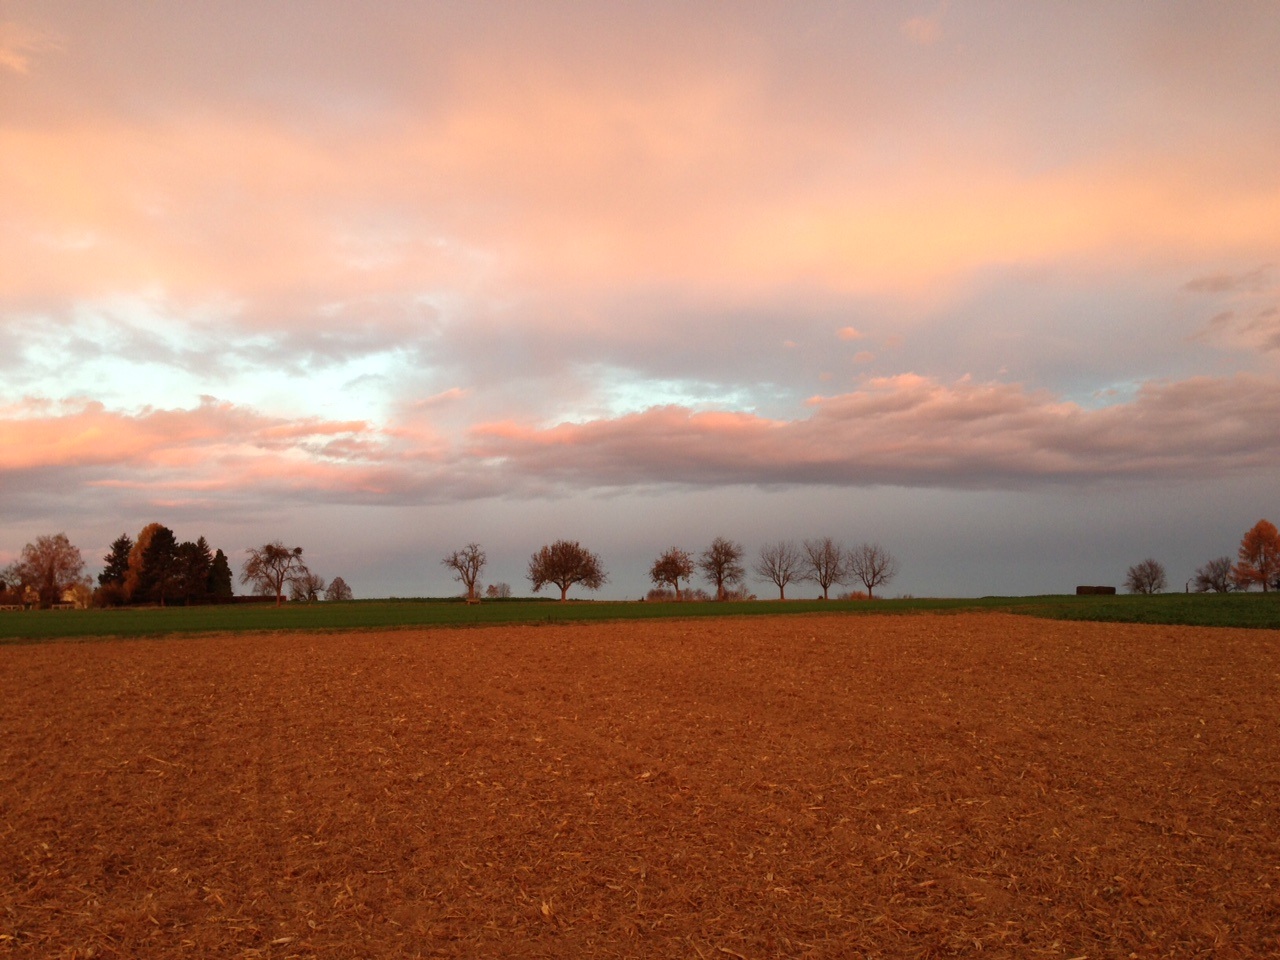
<box><xmin>3</xmin><ymin>533</ymin><xmax>88</xmax><ymax>608</ymax></box>
<box><xmin>124</xmin><ymin>522</ymin><xmax>166</xmax><ymax>601</ymax></box>
<box><xmin>1232</xmin><ymin>519</ymin><xmax>1280</xmax><ymax>592</ymax></box>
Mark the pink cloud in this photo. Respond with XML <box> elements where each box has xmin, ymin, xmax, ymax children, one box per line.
<box><xmin>1186</xmin><ymin>265</ymin><xmax>1280</xmax><ymax>354</ymax></box>
<box><xmin>409</xmin><ymin>388</ymin><xmax>469</xmax><ymax>410</ymax></box>
<box><xmin>465</xmin><ymin>373</ymin><xmax>1280</xmax><ymax>489</ymax></box>
<box><xmin>0</xmin><ymin>397</ymin><xmax>373</xmax><ymax>472</ymax></box>
<box><xmin>1184</xmin><ymin>265</ymin><xmax>1272</xmax><ymax>294</ymax></box>
<box><xmin>0</xmin><ymin>396</ymin><xmax>498</xmax><ymax>510</ymax></box>
<box><xmin>5</xmin><ymin>374</ymin><xmax>1280</xmax><ymax>514</ymax></box>
<box><xmin>0</xmin><ymin>21</ymin><xmax>60</xmax><ymax>75</ymax></box>
<box><xmin>837</xmin><ymin>326</ymin><xmax>863</xmax><ymax>341</ymax></box>
<box><xmin>901</xmin><ymin>4</ymin><xmax>947</xmax><ymax>47</ymax></box>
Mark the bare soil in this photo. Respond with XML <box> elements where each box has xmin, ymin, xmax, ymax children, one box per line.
<box><xmin>3</xmin><ymin>612</ymin><xmax>1279</xmax><ymax>959</ymax></box>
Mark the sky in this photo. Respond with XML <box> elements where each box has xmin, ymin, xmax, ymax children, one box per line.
<box><xmin>2</xmin><ymin>1</ymin><xmax>1278</xmax><ymax>599</ymax></box>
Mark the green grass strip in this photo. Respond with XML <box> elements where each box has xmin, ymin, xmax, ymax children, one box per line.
<box><xmin>2</xmin><ymin>591</ymin><xmax>1277</xmax><ymax>644</ymax></box>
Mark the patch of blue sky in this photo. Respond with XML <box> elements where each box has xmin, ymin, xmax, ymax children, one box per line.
<box><xmin>14</xmin><ymin>294</ymin><xmax>402</xmax><ymax>423</ymax></box>
<box><xmin>557</xmin><ymin>365</ymin><xmax>793</xmax><ymax>424</ymax></box>
<box><xmin>1071</xmin><ymin>379</ymin><xmax>1143</xmax><ymax>411</ymax></box>
<box><xmin>12</xmin><ymin>299</ymin><xmax>211</xmax><ymax>407</ymax></box>
<box><xmin>261</xmin><ymin>352</ymin><xmax>404</xmax><ymax>423</ymax></box>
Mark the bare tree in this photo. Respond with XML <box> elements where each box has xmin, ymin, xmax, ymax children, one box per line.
<box><xmin>485</xmin><ymin>582</ymin><xmax>512</xmax><ymax>599</ymax></box>
<box><xmin>3</xmin><ymin>533</ymin><xmax>88</xmax><ymax>608</ymax></box>
<box><xmin>650</xmin><ymin>547</ymin><xmax>695</xmax><ymax>601</ymax></box>
<box><xmin>802</xmin><ymin>537</ymin><xmax>847</xmax><ymax>600</ymax></box>
<box><xmin>241</xmin><ymin>542</ymin><xmax>310</xmax><ymax>606</ymax></box>
<box><xmin>1124</xmin><ymin>558</ymin><xmax>1167</xmax><ymax>595</ymax></box>
<box><xmin>528</xmin><ymin>540</ymin><xmax>607</xmax><ymax>601</ymax></box>
<box><xmin>289</xmin><ymin>571</ymin><xmax>326</xmax><ymax>603</ymax></box>
<box><xmin>754</xmin><ymin>540</ymin><xmax>803</xmax><ymax>600</ymax></box>
<box><xmin>324</xmin><ymin>576</ymin><xmax>354</xmax><ymax>601</ymax></box>
<box><xmin>699</xmin><ymin>537</ymin><xmax>745</xmax><ymax>601</ymax></box>
<box><xmin>1193</xmin><ymin>557</ymin><xmax>1234</xmax><ymax>593</ymax></box>
<box><xmin>442</xmin><ymin>543</ymin><xmax>487</xmax><ymax>601</ymax></box>
<box><xmin>848</xmin><ymin>542</ymin><xmax>900</xmax><ymax>599</ymax></box>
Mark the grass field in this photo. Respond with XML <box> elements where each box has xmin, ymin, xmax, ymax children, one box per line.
<box><xmin>1</xmin><ymin>591</ymin><xmax>1277</xmax><ymax>642</ymax></box>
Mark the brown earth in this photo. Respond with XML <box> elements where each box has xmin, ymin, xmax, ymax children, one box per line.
<box><xmin>2</xmin><ymin>612</ymin><xmax>1279</xmax><ymax>959</ymax></box>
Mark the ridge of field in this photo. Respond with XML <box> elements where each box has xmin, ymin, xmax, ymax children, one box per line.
<box><xmin>1</xmin><ymin>592</ymin><xmax>1278</xmax><ymax>642</ymax></box>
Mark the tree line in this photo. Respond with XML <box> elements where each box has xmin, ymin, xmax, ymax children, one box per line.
<box><xmin>647</xmin><ymin>537</ymin><xmax>899</xmax><ymax>601</ymax></box>
<box><xmin>3</xmin><ymin>528</ymin><xmax>900</xmax><ymax>608</ymax></box>
<box><xmin>1124</xmin><ymin>519</ymin><xmax>1280</xmax><ymax>594</ymax></box>
<box><xmin>0</xmin><ymin>525</ymin><xmax>234</xmax><ymax>609</ymax></box>
<box><xmin>0</xmin><ymin>525</ymin><xmax>353</xmax><ymax>609</ymax></box>
<box><xmin>439</xmin><ymin>536</ymin><xmax>900</xmax><ymax>602</ymax></box>
<box><xmin>11</xmin><ymin>518</ymin><xmax>1277</xmax><ymax>609</ymax></box>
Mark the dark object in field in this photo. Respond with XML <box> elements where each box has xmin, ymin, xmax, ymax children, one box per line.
<box><xmin>1076</xmin><ymin>585</ymin><xmax>1117</xmax><ymax>595</ymax></box>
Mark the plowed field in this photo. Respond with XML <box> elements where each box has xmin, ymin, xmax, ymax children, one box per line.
<box><xmin>3</xmin><ymin>613</ymin><xmax>1279</xmax><ymax>959</ymax></box>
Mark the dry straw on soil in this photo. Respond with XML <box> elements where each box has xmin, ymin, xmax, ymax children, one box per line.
<box><xmin>3</xmin><ymin>612</ymin><xmax>1279</xmax><ymax>958</ymax></box>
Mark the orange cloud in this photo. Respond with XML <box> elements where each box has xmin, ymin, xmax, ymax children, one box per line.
<box><xmin>7</xmin><ymin>35</ymin><xmax>1277</xmax><ymax>320</ymax></box>
<box><xmin>0</xmin><ymin>397</ymin><xmax>373</xmax><ymax>472</ymax></box>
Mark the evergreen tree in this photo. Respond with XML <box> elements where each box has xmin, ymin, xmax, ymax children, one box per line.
<box><xmin>175</xmin><ymin>537</ymin><xmax>214</xmax><ymax>605</ymax></box>
<box><xmin>207</xmin><ymin>549</ymin><xmax>234</xmax><ymax>602</ymax></box>
<box><xmin>98</xmin><ymin>534</ymin><xmax>133</xmax><ymax>586</ymax></box>
<box><xmin>137</xmin><ymin>526</ymin><xmax>180</xmax><ymax>606</ymax></box>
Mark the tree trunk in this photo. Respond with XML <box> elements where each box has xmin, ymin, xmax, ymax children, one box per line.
<box><xmin>559</xmin><ymin>584</ymin><xmax>568</xmax><ymax>601</ymax></box>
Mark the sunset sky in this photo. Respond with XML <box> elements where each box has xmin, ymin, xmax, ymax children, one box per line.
<box><xmin>3</xmin><ymin>2</ymin><xmax>1278</xmax><ymax>599</ymax></box>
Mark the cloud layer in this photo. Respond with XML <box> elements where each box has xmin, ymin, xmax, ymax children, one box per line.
<box><xmin>3</xmin><ymin>2</ymin><xmax>1279</xmax><ymax>594</ymax></box>
<box><xmin>6</xmin><ymin>372</ymin><xmax>1278</xmax><ymax>529</ymax></box>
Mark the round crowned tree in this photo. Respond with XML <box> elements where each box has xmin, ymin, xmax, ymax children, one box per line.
<box><xmin>527</xmin><ymin>540</ymin><xmax>607</xmax><ymax>601</ymax></box>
